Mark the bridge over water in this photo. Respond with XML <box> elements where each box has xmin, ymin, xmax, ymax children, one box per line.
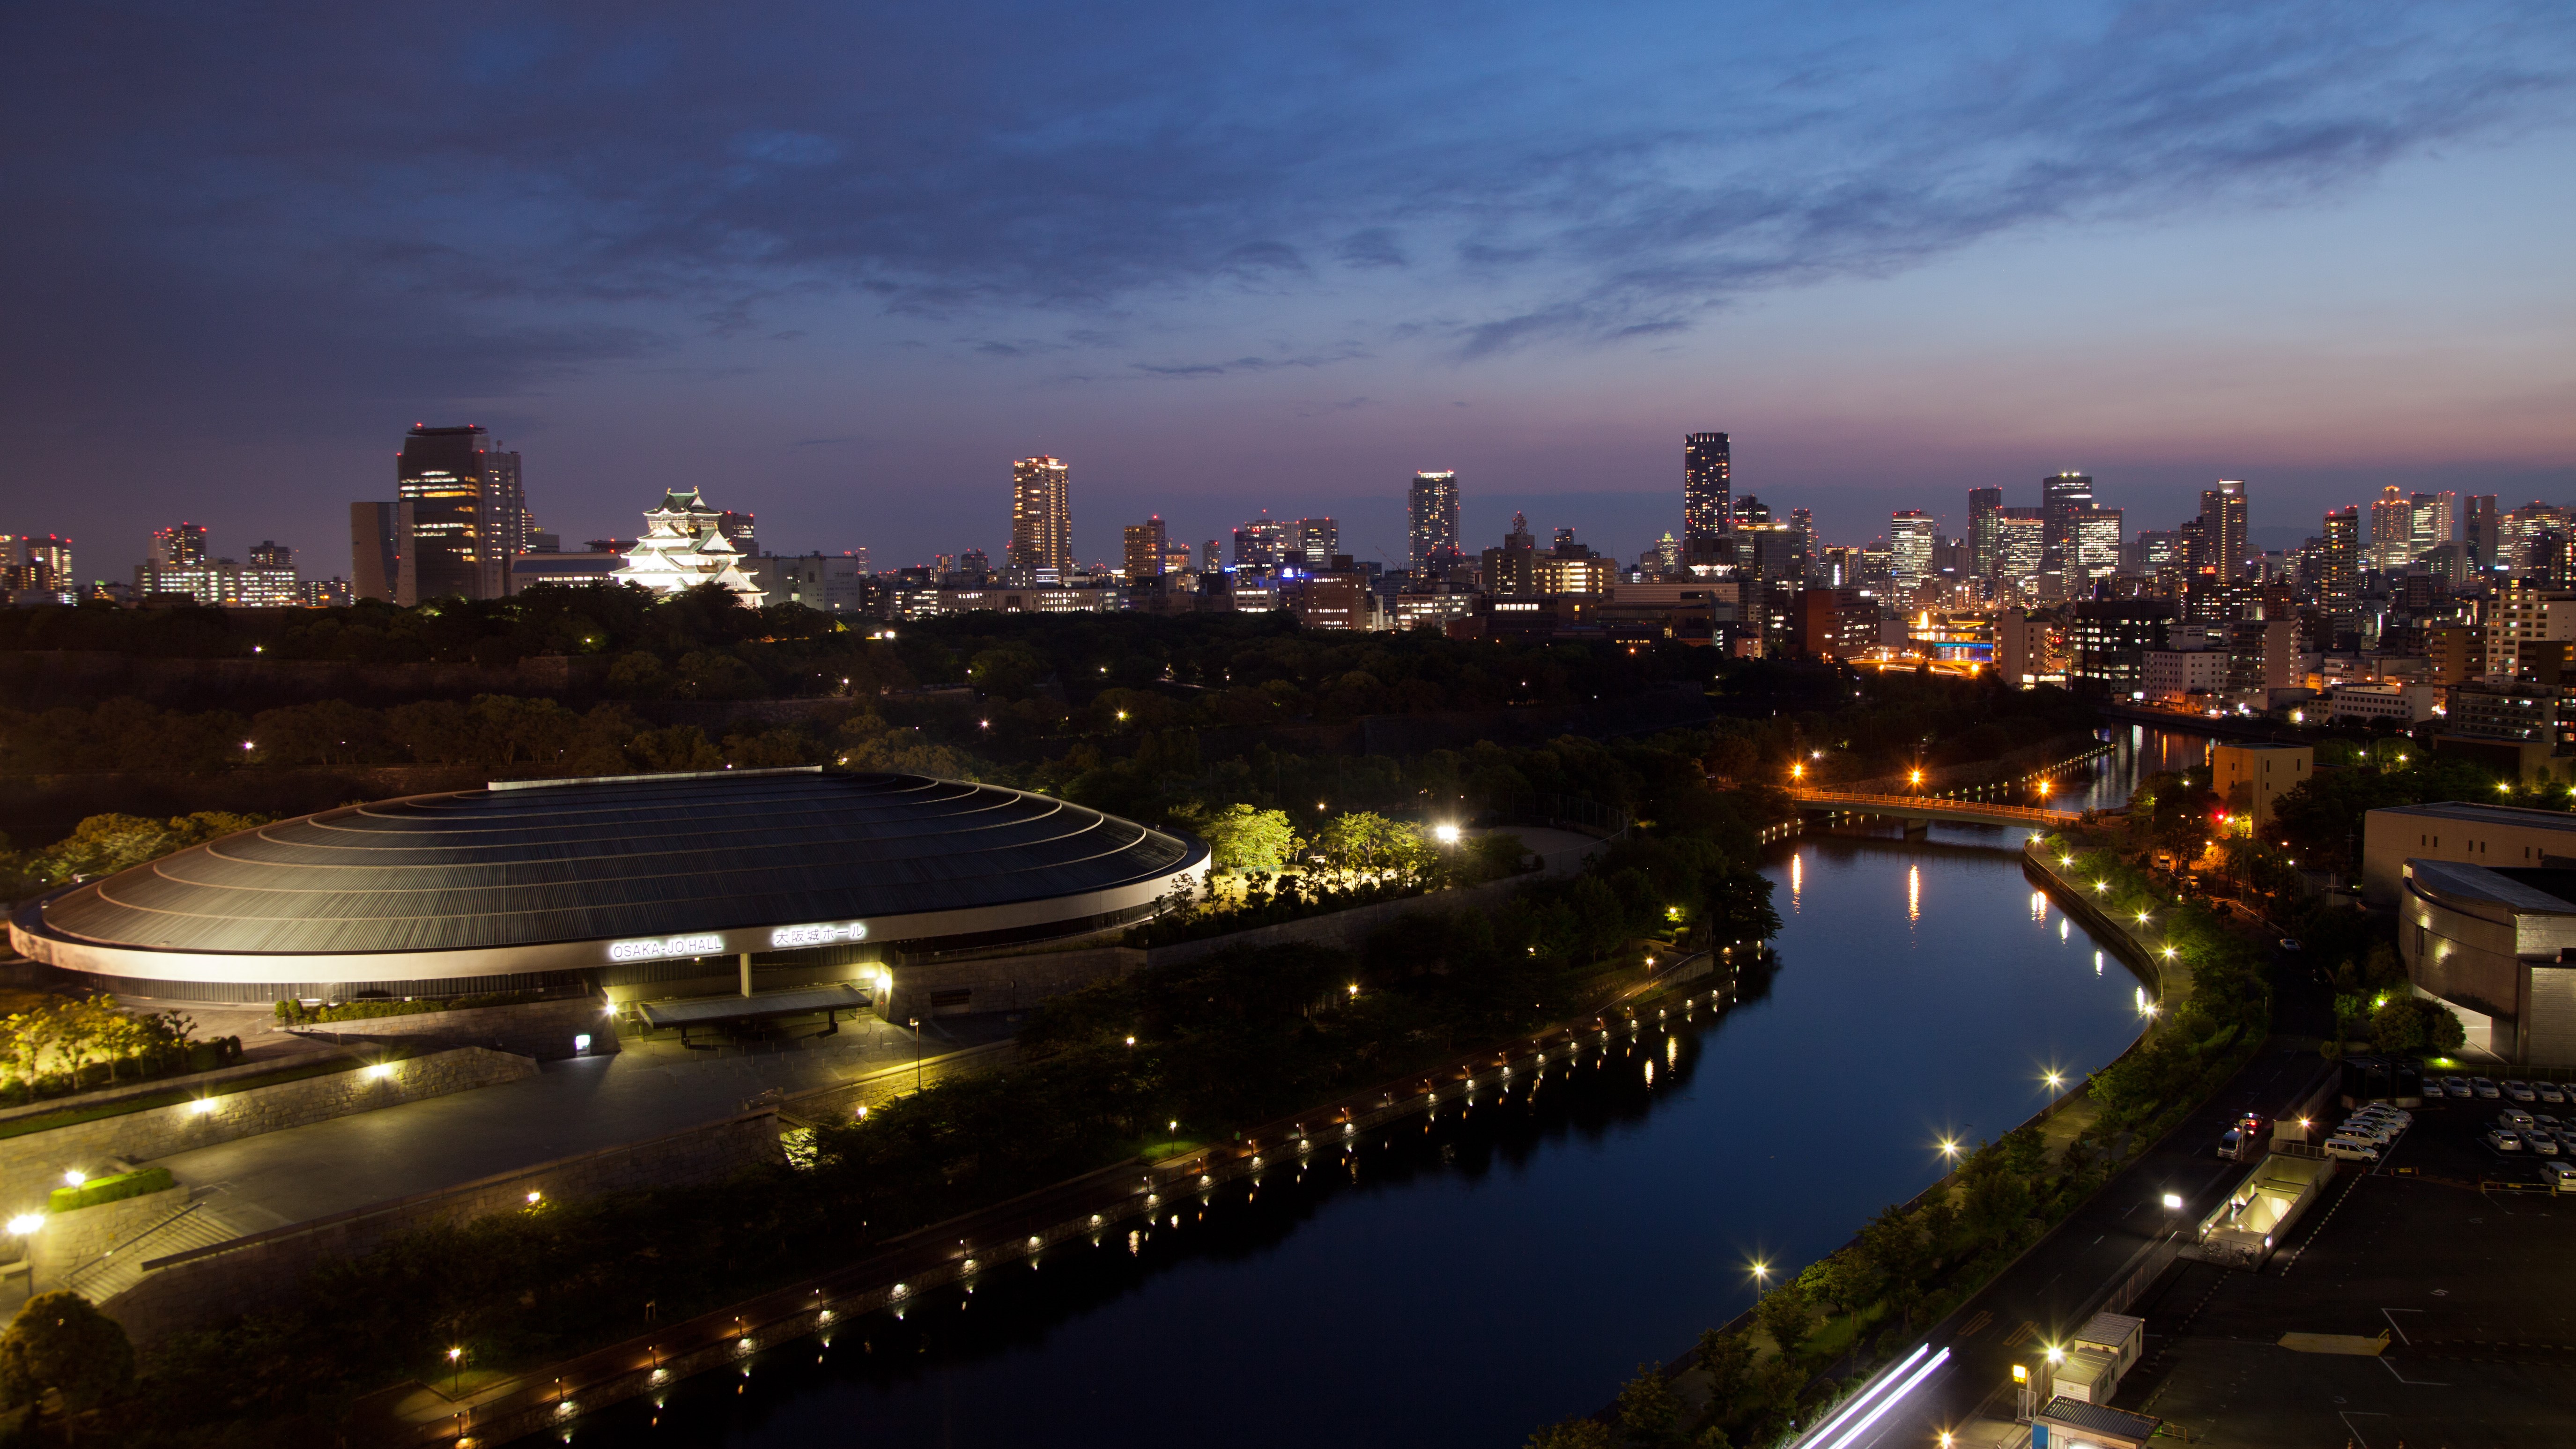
<box><xmin>1787</xmin><ymin>788</ymin><xmax>2085</xmax><ymax>832</ymax></box>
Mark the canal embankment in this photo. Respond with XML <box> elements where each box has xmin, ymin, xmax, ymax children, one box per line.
<box><xmin>358</xmin><ymin>953</ymin><xmax>1749</xmax><ymax>1446</ymax></box>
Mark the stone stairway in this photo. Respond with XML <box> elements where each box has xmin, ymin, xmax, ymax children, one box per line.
<box><xmin>68</xmin><ymin>1195</ymin><xmax>243</xmax><ymax>1304</ymax></box>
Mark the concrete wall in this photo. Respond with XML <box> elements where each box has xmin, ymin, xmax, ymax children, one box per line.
<box><xmin>879</xmin><ymin>949</ymin><xmax>1145</xmax><ymax>1025</ymax></box>
<box><xmin>0</xmin><ymin>1046</ymin><xmax>536</xmax><ymax>1190</ymax></box>
<box><xmin>292</xmin><ymin>993</ymin><xmax>621</xmax><ymax>1061</ymax></box>
<box><xmin>104</xmin><ymin>1109</ymin><xmax>783</xmax><ymax>1343</ymax></box>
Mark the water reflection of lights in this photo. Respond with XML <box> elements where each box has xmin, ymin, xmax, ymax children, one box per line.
<box><xmin>2058</xmin><ymin>917</ymin><xmax>2068</xmax><ymax>942</ymax></box>
<box><xmin>1790</xmin><ymin>851</ymin><xmax>1803</xmax><ymax>912</ymax></box>
<box><xmin>2028</xmin><ymin>890</ymin><xmax>2046</xmax><ymax>922</ymax></box>
<box><xmin>2094</xmin><ymin>950</ymin><xmax>2103</xmax><ymax>975</ymax></box>
<box><xmin>1907</xmin><ymin>863</ymin><xmax>1921</xmax><ymax>924</ymax></box>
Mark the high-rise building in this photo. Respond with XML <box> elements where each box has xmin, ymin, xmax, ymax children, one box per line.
<box><xmin>2466</xmin><ymin>495</ymin><xmax>2501</xmax><ymax>569</ymax></box>
<box><xmin>1968</xmin><ymin>487</ymin><xmax>2005</xmax><ymax>579</ymax></box>
<box><xmin>1407</xmin><ymin>471</ymin><xmax>1460</xmax><ymax>572</ymax></box>
<box><xmin>2041</xmin><ymin>472</ymin><xmax>2094</xmax><ymax>567</ymax></box>
<box><xmin>2199</xmin><ymin>479</ymin><xmax>2247</xmax><ymax>578</ymax></box>
<box><xmin>1888</xmin><ymin>510</ymin><xmax>1936</xmax><ymax>593</ymax></box>
<box><xmin>248</xmin><ymin>540</ymin><xmax>293</xmax><ymax>569</ymax></box>
<box><xmin>1788</xmin><ymin>508</ymin><xmax>1816</xmax><ymax>566</ymax></box>
<box><xmin>2067</xmin><ymin>507</ymin><xmax>2123</xmax><ymax>591</ymax></box>
<box><xmin>718</xmin><ymin>510</ymin><xmax>757</xmax><ymax>557</ymax></box>
<box><xmin>350</xmin><ymin>503</ymin><xmax>400</xmax><ymax>602</ymax></box>
<box><xmin>1232</xmin><ymin>515</ymin><xmax>1288</xmax><ymax>571</ymax></box>
<box><xmin>1481</xmin><ymin>512</ymin><xmax>1538</xmax><ymax>595</ymax></box>
<box><xmin>391</xmin><ymin>424</ymin><xmax>526</xmax><ymax>604</ymax></box>
<box><xmin>1994</xmin><ymin>511</ymin><xmax>2046</xmax><ymax>595</ymax></box>
<box><xmin>2367</xmin><ymin>485</ymin><xmax>2413</xmax><ymax>572</ymax></box>
<box><xmin>2409</xmin><ymin>490</ymin><xmax>2456</xmax><ymax>561</ymax></box>
<box><xmin>1123</xmin><ymin>515</ymin><xmax>1168</xmax><ymax>583</ymax></box>
<box><xmin>1201</xmin><ymin>539</ymin><xmax>1222</xmax><ymax>572</ymax></box>
<box><xmin>1293</xmin><ymin>518</ymin><xmax>1339</xmax><ymax>571</ymax></box>
<box><xmin>1683</xmin><ymin>432</ymin><xmax>1731</xmax><ymax>540</ymax></box>
<box><xmin>149</xmin><ymin>523</ymin><xmax>208</xmax><ymax>568</ymax></box>
<box><xmin>1008</xmin><ymin>455</ymin><xmax>1073</xmax><ymax>576</ymax></box>
<box><xmin>2321</xmin><ymin>506</ymin><xmax>2361</xmax><ymax>611</ymax></box>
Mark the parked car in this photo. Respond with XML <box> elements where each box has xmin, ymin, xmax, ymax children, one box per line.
<box><xmin>2444</xmin><ymin>1077</ymin><xmax>2473</xmax><ymax>1098</ymax></box>
<box><xmin>2324</xmin><ymin>1137</ymin><xmax>2381</xmax><ymax>1162</ymax></box>
<box><xmin>2545</xmin><ymin>1161</ymin><xmax>2576</xmax><ymax>1193</ymax></box>
<box><xmin>2485</xmin><ymin>1128</ymin><xmax>2524</xmax><ymax>1152</ymax></box>
<box><xmin>2541</xmin><ymin>1082</ymin><xmax>2569</xmax><ymax>1106</ymax></box>
<box><xmin>2474</xmin><ymin>1078</ymin><xmax>2502</xmax><ymax>1099</ymax></box>
<box><xmin>2531</xmin><ymin>1133</ymin><xmax>2563</xmax><ymax>1157</ymax></box>
<box><xmin>2535</xmin><ymin>1114</ymin><xmax>2563</xmax><ymax>1131</ymax></box>
<box><xmin>2339</xmin><ymin>1122</ymin><xmax>2399</xmax><ymax>1146</ymax></box>
<box><xmin>2354</xmin><ymin>1106</ymin><xmax>2412</xmax><ymax>1125</ymax></box>
<box><xmin>2502</xmin><ymin>1109</ymin><xmax>2538</xmax><ymax>1130</ymax></box>
<box><xmin>2507</xmin><ymin>1080</ymin><xmax>2539</xmax><ymax>1103</ymax></box>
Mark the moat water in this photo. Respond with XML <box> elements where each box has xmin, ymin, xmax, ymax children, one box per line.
<box><xmin>566</xmin><ymin>727</ymin><xmax>2206</xmax><ymax>1448</ymax></box>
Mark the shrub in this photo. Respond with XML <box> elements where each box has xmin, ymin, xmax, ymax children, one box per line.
<box><xmin>47</xmin><ymin>1166</ymin><xmax>175</xmax><ymax>1213</ymax></box>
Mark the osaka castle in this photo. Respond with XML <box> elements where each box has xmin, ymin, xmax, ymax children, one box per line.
<box><xmin>611</xmin><ymin>488</ymin><xmax>766</xmax><ymax>603</ymax></box>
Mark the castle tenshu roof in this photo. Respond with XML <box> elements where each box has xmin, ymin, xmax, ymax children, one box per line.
<box><xmin>39</xmin><ymin>771</ymin><xmax>1198</xmax><ymax>956</ymax></box>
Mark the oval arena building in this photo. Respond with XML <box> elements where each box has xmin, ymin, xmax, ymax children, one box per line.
<box><xmin>9</xmin><ymin>768</ymin><xmax>1209</xmax><ymax>1005</ymax></box>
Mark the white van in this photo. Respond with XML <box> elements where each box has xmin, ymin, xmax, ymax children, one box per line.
<box><xmin>2323</xmin><ymin>1136</ymin><xmax>2380</xmax><ymax>1162</ymax></box>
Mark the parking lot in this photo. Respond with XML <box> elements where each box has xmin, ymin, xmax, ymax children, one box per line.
<box><xmin>2108</xmin><ymin>1082</ymin><xmax>2576</xmax><ymax>1446</ymax></box>
<box><xmin>2366</xmin><ymin>1077</ymin><xmax>2576</xmax><ymax>1189</ymax></box>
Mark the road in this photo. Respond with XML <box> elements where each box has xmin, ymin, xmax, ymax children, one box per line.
<box><xmin>1851</xmin><ymin>1040</ymin><xmax>2335</xmax><ymax>1446</ymax></box>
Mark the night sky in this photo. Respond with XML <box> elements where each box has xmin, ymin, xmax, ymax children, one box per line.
<box><xmin>7</xmin><ymin>1</ymin><xmax>2572</xmax><ymax>576</ymax></box>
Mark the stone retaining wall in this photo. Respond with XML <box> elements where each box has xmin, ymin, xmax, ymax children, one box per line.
<box><xmin>26</xmin><ymin>1185</ymin><xmax>186</xmax><ymax>1287</ymax></box>
<box><xmin>105</xmin><ymin>1109</ymin><xmax>784</xmax><ymax>1343</ymax></box>
<box><xmin>0</xmin><ymin>1046</ymin><xmax>536</xmax><ymax>1188</ymax></box>
<box><xmin>290</xmin><ymin>993</ymin><xmax>620</xmax><ymax>1062</ymax></box>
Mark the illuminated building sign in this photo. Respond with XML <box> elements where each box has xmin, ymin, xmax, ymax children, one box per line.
<box><xmin>607</xmin><ymin>933</ymin><xmax>724</xmax><ymax>962</ymax></box>
<box><xmin>770</xmin><ymin>921</ymin><xmax>869</xmax><ymax>948</ymax></box>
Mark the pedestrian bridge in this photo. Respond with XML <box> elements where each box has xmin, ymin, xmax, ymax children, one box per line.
<box><xmin>1788</xmin><ymin>788</ymin><xmax>2084</xmax><ymax>831</ymax></box>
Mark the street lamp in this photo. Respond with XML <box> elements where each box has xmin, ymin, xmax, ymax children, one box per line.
<box><xmin>1433</xmin><ymin>823</ymin><xmax>1461</xmax><ymax>845</ymax></box>
<box><xmin>1938</xmin><ymin>1138</ymin><xmax>1961</xmax><ymax>1162</ymax></box>
<box><xmin>449</xmin><ymin>1346</ymin><xmax>464</xmax><ymax>1395</ymax></box>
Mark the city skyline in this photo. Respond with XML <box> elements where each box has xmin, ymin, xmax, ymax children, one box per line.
<box><xmin>5</xmin><ymin>3</ymin><xmax>2570</xmax><ymax>569</ymax></box>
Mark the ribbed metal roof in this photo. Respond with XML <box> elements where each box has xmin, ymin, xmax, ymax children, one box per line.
<box><xmin>39</xmin><ymin>770</ymin><xmax>1197</xmax><ymax>955</ymax></box>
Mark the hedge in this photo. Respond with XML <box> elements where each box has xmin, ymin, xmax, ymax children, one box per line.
<box><xmin>48</xmin><ymin>1166</ymin><xmax>176</xmax><ymax>1213</ymax></box>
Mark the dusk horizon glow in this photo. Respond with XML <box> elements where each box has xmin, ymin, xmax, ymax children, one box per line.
<box><xmin>7</xmin><ymin>0</ymin><xmax>2572</xmax><ymax>571</ymax></box>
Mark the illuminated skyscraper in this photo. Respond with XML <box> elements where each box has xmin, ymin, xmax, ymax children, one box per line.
<box><xmin>1888</xmin><ymin>510</ymin><xmax>1936</xmax><ymax>592</ymax></box>
<box><xmin>2198</xmin><ymin>479</ymin><xmax>2247</xmax><ymax>577</ymax></box>
<box><xmin>391</xmin><ymin>424</ymin><xmax>526</xmax><ymax>604</ymax></box>
<box><xmin>1967</xmin><ymin>488</ymin><xmax>2004</xmax><ymax>579</ymax></box>
<box><xmin>1123</xmin><ymin>515</ymin><xmax>1168</xmax><ymax>583</ymax></box>
<box><xmin>2041</xmin><ymin>472</ymin><xmax>2093</xmax><ymax>567</ymax></box>
<box><xmin>2368</xmin><ymin>485</ymin><xmax>2413</xmax><ymax>572</ymax></box>
<box><xmin>1293</xmin><ymin>517</ymin><xmax>1339</xmax><ymax>570</ymax></box>
<box><xmin>2321</xmin><ymin>506</ymin><xmax>2360</xmax><ymax>610</ymax></box>
<box><xmin>149</xmin><ymin>523</ymin><xmax>208</xmax><ymax>567</ymax></box>
<box><xmin>1683</xmin><ymin>432</ymin><xmax>1731</xmax><ymax>540</ymax></box>
<box><xmin>1009</xmin><ymin>456</ymin><xmax>1073</xmax><ymax>575</ymax></box>
<box><xmin>1407</xmin><ymin>471</ymin><xmax>1459</xmax><ymax>572</ymax></box>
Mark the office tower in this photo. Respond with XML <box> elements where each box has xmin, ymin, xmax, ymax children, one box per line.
<box><xmin>2069</xmin><ymin>507</ymin><xmax>2123</xmax><ymax>588</ymax></box>
<box><xmin>1232</xmin><ymin>515</ymin><xmax>1286</xmax><ymax>570</ymax></box>
<box><xmin>1480</xmin><ymin>512</ymin><xmax>1538</xmax><ymax>594</ymax></box>
<box><xmin>149</xmin><ymin>523</ymin><xmax>208</xmax><ymax>567</ymax></box>
<box><xmin>1162</xmin><ymin>545</ymin><xmax>1193</xmax><ymax>576</ymax></box>
<box><xmin>350</xmin><ymin>503</ymin><xmax>400</xmax><ymax>602</ymax></box>
<box><xmin>1993</xmin><ymin>510</ymin><xmax>2046</xmax><ymax>595</ymax></box>
<box><xmin>1968</xmin><ymin>488</ymin><xmax>2004</xmax><ymax>578</ymax></box>
<box><xmin>2466</xmin><ymin>495</ymin><xmax>2501</xmax><ymax>569</ymax></box>
<box><xmin>1888</xmin><ymin>510</ymin><xmax>1936</xmax><ymax>592</ymax></box>
<box><xmin>1008</xmin><ymin>455</ymin><xmax>1073</xmax><ymax>575</ymax></box>
<box><xmin>1789</xmin><ymin>508</ymin><xmax>1815</xmax><ymax>564</ymax></box>
<box><xmin>1202</xmin><ymin>538</ymin><xmax>1222</xmax><ymax>572</ymax></box>
<box><xmin>1294</xmin><ymin>517</ymin><xmax>1339</xmax><ymax>570</ymax></box>
<box><xmin>393</xmin><ymin>424</ymin><xmax>526</xmax><ymax>604</ymax></box>
<box><xmin>1683</xmin><ymin>432</ymin><xmax>1731</xmax><ymax>540</ymax></box>
<box><xmin>2367</xmin><ymin>485</ymin><xmax>2413</xmax><ymax>572</ymax></box>
<box><xmin>248</xmin><ymin>540</ymin><xmax>292</xmax><ymax>569</ymax></box>
<box><xmin>2041</xmin><ymin>472</ymin><xmax>2094</xmax><ymax>566</ymax></box>
<box><xmin>2408</xmin><ymin>490</ymin><xmax>2455</xmax><ymax>561</ymax></box>
<box><xmin>2199</xmin><ymin>479</ymin><xmax>2247</xmax><ymax>577</ymax></box>
<box><xmin>718</xmin><ymin>510</ymin><xmax>757</xmax><ymax>557</ymax></box>
<box><xmin>2124</xmin><ymin>529</ymin><xmax>2180</xmax><ymax>574</ymax></box>
<box><xmin>1407</xmin><ymin>471</ymin><xmax>1460</xmax><ymax>572</ymax></box>
<box><xmin>1123</xmin><ymin>515</ymin><xmax>1168</xmax><ymax>583</ymax></box>
<box><xmin>15</xmin><ymin>535</ymin><xmax>72</xmax><ymax>585</ymax></box>
<box><xmin>2321</xmin><ymin>507</ymin><xmax>2360</xmax><ymax>610</ymax></box>
<box><xmin>1654</xmin><ymin>532</ymin><xmax>1680</xmax><ymax>575</ymax></box>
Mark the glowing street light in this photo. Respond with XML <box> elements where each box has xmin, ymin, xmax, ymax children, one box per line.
<box><xmin>1938</xmin><ymin>1138</ymin><xmax>1961</xmax><ymax>1161</ymax></box>
<box><xmin>5</xmin><ymin>1214</ymin><xmax>41</xmax><ymax>1237</ymax></box>
<box><xmin>1433</xmin><ymin>823</ymin><xmax>1461</xmax><ymax>845</ymax></box>
<box><xmin>2043</xmin><ymin>1070</ymin><xmax>2065</xmax><ymax>1090</ymax></box>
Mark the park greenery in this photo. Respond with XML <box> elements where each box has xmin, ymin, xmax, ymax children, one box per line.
<box><xmin>0</xmin><ymin>1292</ymin><xmax>135</xmax><ymax>1427</ymax></box>
<box><xmin>270</xmin><ymin>991</ymin><xmax>551</xmax><ymax>1024</ymax></box>
<box><xmin>0</xmin><ymin>994</ymin><xmax>239</xmax><ymax>1107</ymax></box>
